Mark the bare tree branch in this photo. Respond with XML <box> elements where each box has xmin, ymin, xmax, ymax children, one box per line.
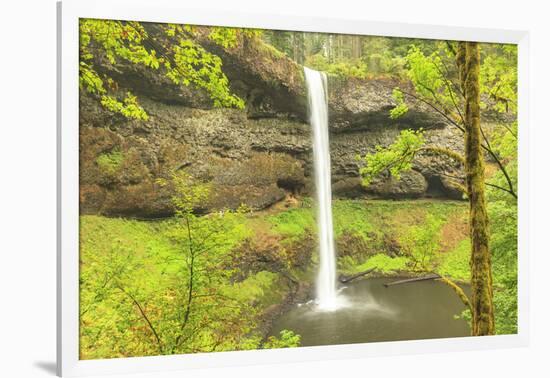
<box><xmin>117</xmin><ymin>285</ymin><xmax>164</xmax><ymax>353</ymax></box>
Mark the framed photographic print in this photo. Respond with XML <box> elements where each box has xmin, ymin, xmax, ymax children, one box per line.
<box><xmin>57</xmin><ymin>0</ymin><xmax>530</xmax><ymax>376</ymax></box>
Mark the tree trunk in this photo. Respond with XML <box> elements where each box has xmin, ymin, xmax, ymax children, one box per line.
<box><xmin>292</xmin><ymin>32</ymin><xmax>305</xmax><ymax>65</ymax></box>
<box><xmin>351</xmin><ymin>35</ymin><xmax>362</xmax><ymax>60</ymax></box>
<box><xmin>327</xmin><ymin>35</ymin><xmax>333</xmax><ymax>63</ymax></box>
<box><xmin>339</xmin><ymin>267</ymin><xmax>376</xmax><ymax>283</ymax></box>
<box><xmin>459</xmin><ymin>41</ymin><xmax>495</xmax><ymax>336</ymax></box>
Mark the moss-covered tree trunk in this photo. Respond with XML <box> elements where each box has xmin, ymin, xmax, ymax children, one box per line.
<box><xmin>458</xmin><ymin>41</ymin><xmax>495</xmax><ymax>336</ymax></box>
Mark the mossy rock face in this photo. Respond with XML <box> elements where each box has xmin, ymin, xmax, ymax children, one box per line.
<box><xmin>336</xmin><ymin>231</ymin><xmax>373</xmax><ymax>260</ymax></box>
<box><xmin>207</xmin><ymin>183</ymin><xmax>285</xmax><ymax>212</ymax></box>
<box><xmin>227</xmin><ymin>229</ymin><xmax>314</xmax><ymax>282</ymax></box>
<box><xmin>191</xmin><ymin>27</ymin><xmax>308</xmax><ymax>120</ymax></box>
<box><xmin>204</xmin><ymin>152</ymin><xmax>306</xmax><ymax>211</ymax></box>
<box><xmin>79</xmin><ymin>28</ymin><xmax>470</xmax><ymax>216</ymax></box>
<box><xmin>80</xmin><ymin>125</ymin><xmax>307</xmax><ymax>216</ymax></box>
<box><xmin>79</xmin><ymin>126</ymin><xmax>189</xmax><ymax>217</ymax></box>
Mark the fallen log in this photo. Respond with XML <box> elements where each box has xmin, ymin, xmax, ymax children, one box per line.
<box><xmin>339</xmin><ymin>267</ymin><xmax>377</xmax><ymax>284</ymax></box>
<box><xmin>383</xmin><ymin>273</ymin><xmax>441</xmax><ymax>287</ymax></box>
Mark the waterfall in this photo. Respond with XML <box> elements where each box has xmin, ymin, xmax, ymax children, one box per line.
<box><xmin>304</xmin><ymin>67</ymin><xmax>338</xmax><ymax>310</ymax></box>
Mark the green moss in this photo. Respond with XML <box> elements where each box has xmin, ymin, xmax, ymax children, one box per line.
<box><xmin>437</xmin><ymin>239</ymin><xmax>471</xmax><ymax>281</ymax></box>
<box><xmin>268</xmin><ymin>207</ymin><xmax>315</xmax><ymax>240</ymax></box>
<box><xmin>80</xmin><ymin>215</ymin><xmax>176</xmax><ymax>261</ymax></box>
<box><xmin>223</xmin><ymin>271</ymin><xmax>286</xmax><ymax>307</ymax></box>
<box><xmin>332</xmin><ymin>200</ymin><xmax>377</xmax><ymax>239</ymax></box>
<box><xmin>264</xmin><ymin>200</ymin><xmax>468</xmax><ymax>274</ymax></box>
<box><xmin>330</xmin><ymin>200</ymin><xmax>469</xmax><ymax>278</ymax></box>
<box><xmin>80</xmin><ymin>215</ymin><xmax>287</xmax><ymax>310</ymax></box>
<box><xmin>96</xmin><ymin>150</ymin><xmax>124</xmax><ymax>175</ymax></box>
<box><xmin>258</xmin><ymin>40</ymin><xmax>286</xmax><ymax>59</ymax></box>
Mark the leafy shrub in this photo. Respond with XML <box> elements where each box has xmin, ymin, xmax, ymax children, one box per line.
<box><xmin>263</xmin><ymin>330</ymin><xmax>301</xmax><ymax>349</ymax></box>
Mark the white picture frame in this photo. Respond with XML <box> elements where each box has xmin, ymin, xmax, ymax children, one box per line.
<box><xmin>57</xmin><ymin>0</ymin><xmax>530</xmax><ymax>376</ymax></box>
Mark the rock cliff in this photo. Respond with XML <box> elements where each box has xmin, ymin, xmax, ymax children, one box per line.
<box><xmin>80</xmin><ymin>35</ymin><xmax>464</xmax><ymax>217</ymax></box>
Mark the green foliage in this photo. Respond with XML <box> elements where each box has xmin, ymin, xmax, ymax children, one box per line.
<box><xmin>79</xmin><ymin>20</ymin><xmax>155</xmax><ymax>119</ymax></box>
<box><xmin>437</xmin><ymin>239</ymin><xmax>470</xmax><ymax>281</ymax></box>
<box><xmin>261</xmin><ymin>30</ymin><xmax>295</xmax><ymax>58</ymax></box>
<box><xmin>80</xmin><ymin>216</ymin><xmax>178</xmax><ymax>358</ymax></box>
<box><xmin>487</xmin><ymin>195</ymin><xmax>518</xmax><ymax>334</ymax></box>
<box><xmin>379</xmin><ymin>40</ymin><xmax>518</xmax><ymax>333</ymax></box>
<box><xmin>208</xmin><ymin>26</ymin><xmax>262</xmax><ymax>49</ymax></box>
<box><xmin>484</xmin><ymin>80</ymin><xmax>517</xmax><ymax>334</ymax></box>
<box><xmin>96</xmin><ymin>150</ymin><xmax>124</xmax><ymax>175</ymax></box>
<box><xmin>490</xmin><ymin>122</ymin><xmax>518</xmax><ymax>164</ymax></box>
<box><xmin>261</xmin><ymin>30</ymin><xmax>308</xmax><ymax>64</ymax></box>
<box><xmin>263</xmin><ymin>330</ymin><xmax>301</xmax><ymax>349</ymax></box>
<box><xmin>81</xmin><ymin>171</ymin><xmax>304</xmax><ymax>358</ymax></box>
<box><xmin>407</xmin><ymin>46</ymin><xmax>450</xmax><ymax>97</ymax></box>
<box><xmin>79</xmin><ymin>19</ymin><xmax>246</xmax><ymax>120</ymax></box>
<box><xmin>256</xmin><ymin>200</ymin><xmax>469</xmax><ymax>282</ymax></box>
<box><xmin>223</xmin><ymin>271</ymin><xmax>280</xmax><ymax>305</ymax></box>
<box><xmin>305</xmin><ymin>53</ymin><xmax>368</xmax><ymax>79</ymax></box>
<box><xmin>353</xmin><ymin>40</ymin><xmax>517</xmax><ymax>336</ymax></box>
<box><xmin>389</xmin><ymin>41</ymin><xmax>517</xmax><ymax>124</ymax></box>
<box><xmin>208</xmin><ymin>27</ymin><xmax>240</xmax><ymax>49</ymax></box>
<box><xmin>263</xmin><ymin>32</ymin><xmax>440</xmax><ymax>78</ymax></box>
<box><xmin>266</xmin><ymin>199</ymin><xmax>434</xmax><ymax>244</ymax></box>
<box><xmin>361</xmin><ymin>37</ymin><xmax>439</xmax><ymax>77</ymax></box>
<box><xmin>79</xmin><ymin>20</ymin><xmax>158</xmax><ymax>67</ymax></box>
<box><xmin>389</xmin><ymin>88</ymin><xmax>409</xmax><ymax>119</ymax></box>
<box><xmin>79</xmin><ymin>208</ymin><xmax>303</xmax><ymax>358</ymax></box>
<box><xmin>331</xmin><ymin>200</ymin><xmax>469</xmax><ymax>277</ymax></box>
<box><xmin>79</xmin><ymin>62</ymin><xmax>105</xmax><ymax>94</ymax></box>
<box><xmin>80</xmin><ymin>198</ymin><xmax>479</xmax><ymax>357</ymax></box>
<box><xmin>492</xmin><ymin>281</ymin><xmax>517</xmax><ymax>335</ymax></box>
<box><xmin>480</xmin><ymin>44</ymin><xmax>518</xmax><ymax>113</ymax></box>
<box><xmin>332</xmin><ymin>200</ymin><xmax>377</xmax><ymax>240</ymax></box>
<box><xmin>258</xmin><ymin>41</ymin><xmax>286</xmax><ymax>59</ymax></box>
<box><xmin>164</xmin><ymin>37</ymin><xmax>244</xmax><ymax>109</ymax></box>
<box><xmin>352</xmin><ymin>254</ymin><xmax>410</xmax><ymax>274</ymax></box>
<box><xmin>403</xmin><ymin>45</ymin><xmax>461</xmax><ymax>117</ymax></box>
<box><xmin>399</xmin><ymin>214</ymin><xmax>443</xmax><ymax>272</ymax></box>
<box><xmin>79</xmin><ymin>22</ymin><xmax>521</xmax><ymax>348</ymax></box>
<box><xmin>100</xmin><ymin>93</ymin><xmax>149</xmax><ymax>120</ymax></box>
<box><xmin>358</xmin><ymin>129</ymin><xmax>425</xmax><ymax>186</ymax></box>
<box><xmin>163</xmin><ymin>171</ymin><xmax>211</xmax><ymax>215</ymax></box>
<box><xmin>268</xmin><ymin>208</ymin><xmax>314</xmax><ymax>241</ymax></box>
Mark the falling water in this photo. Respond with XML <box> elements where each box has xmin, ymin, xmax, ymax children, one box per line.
<box><xmin>304</xmin><ymin>67</ymin><xmax>338</xmax><ymax>310</ymax></box>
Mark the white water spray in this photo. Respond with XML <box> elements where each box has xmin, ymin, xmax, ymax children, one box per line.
<box><xmin>304</xmin><ymin>67</ymin><xmax>339</xmax><ymax>310</ymax></box>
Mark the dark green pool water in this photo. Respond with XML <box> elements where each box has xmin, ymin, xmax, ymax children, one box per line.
<box><xmin>269</xmin><ymin>277</ymin><xmax>470</xmax><ymax>346</ymax></box>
